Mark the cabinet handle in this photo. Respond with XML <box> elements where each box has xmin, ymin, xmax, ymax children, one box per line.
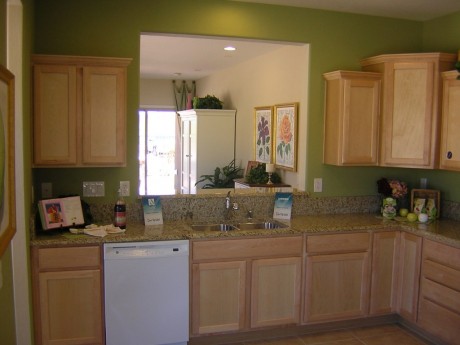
<box><xmin>447</xmin><ymin>151</ymin><xmax>453</xmax><ymax>159</ymax></box>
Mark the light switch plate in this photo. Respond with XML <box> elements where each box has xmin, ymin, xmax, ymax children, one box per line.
<box><xmin>120</xmin><ymin>181</ymin><xmax>130</xmax><ymax>197</ymax></box>
<box><xmin>314</xmin><ymin>178</ymin><xmax>323</xmax><ymax>193</ymax></box>
<box><xmin>41</xmin><ymin>182</ymin><xmax>52</xmax><ymax>199</ymax></box>
<box><xmin>83</xmin><ymin>181</ymin><xmax>105</xmax><ymax>197</ymax></box>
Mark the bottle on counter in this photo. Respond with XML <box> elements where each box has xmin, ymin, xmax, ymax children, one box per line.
<box><xmin>114</xmin><ymin>189</ymin><xmax>126</xmax><ymax>229</ymax></box>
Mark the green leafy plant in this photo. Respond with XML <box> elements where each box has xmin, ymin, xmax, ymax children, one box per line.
<box><xmin>193</xmin><ymin>94</ymin><xmax>223</xmax><ymax>109</ymax></box>
<box><xmin>246</xmin><ymin>163</ymin><xmax>281</xmax><ymax>184</ymax></box>
<box><xmin>196</xmin><ymin>159</ymin><xmax>243</xmax><ymax>188</ymax></box>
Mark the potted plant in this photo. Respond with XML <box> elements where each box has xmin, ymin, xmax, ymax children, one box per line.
<box><xmin>196</xmin><ymin>159</ymin><xmax>243</xmax><ymax>189</ymax></box>
<box><xmin>193</xmin><ymin>94</ymin><xmax>223</xmax><ymax>109</ymax></box>
<box><xmin>246</xmin><ymin>163</ymin><xmax>281</xmax><ymax>184</ymax></box>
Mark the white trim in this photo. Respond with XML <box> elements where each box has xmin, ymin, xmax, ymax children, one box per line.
<box><xmin>7</xmin><ymin>0</ymin><xmax>33</xmax><ymax>344</ymax></box>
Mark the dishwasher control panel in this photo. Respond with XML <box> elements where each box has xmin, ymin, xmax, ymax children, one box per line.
<box><xmin>104</xmin><ymin>240</ymin><xmax>189</xmax><ymax>259</ymax></box>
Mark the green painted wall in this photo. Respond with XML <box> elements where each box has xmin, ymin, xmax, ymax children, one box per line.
<box><xmin>32</xmin><ymin>0</ymin><xmax>460</xmax><ymax>204</ymax></box>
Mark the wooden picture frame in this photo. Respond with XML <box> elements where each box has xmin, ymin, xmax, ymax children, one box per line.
<box><xmin>0</xmin><ymin>64</ymin><xmax>16</xmax><ymax>257</ymax></box>
<box><xmin>411</xmin><ymin>189</ymin><xmax>440</xmax><ymax>218</ymax></box>
<box><xmin>274</xmin><ymin>103</ymin><xmax>298</xmax><ymax>171</ymax></box>
<box><xmin>245</xmin><ymin>160</ymin><xmax>259</xmax><ymax>177</ymax></box>
<box><xmin>254</xmin><ymin>106</ymin><xmax>273</xmax><ymax>164</ymax></box>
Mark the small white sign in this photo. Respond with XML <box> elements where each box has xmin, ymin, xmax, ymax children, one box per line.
<box><xmin>142</xmin><ymin>196</ymin><xmax>163</xmax><ymax>225</ymax></box>
<box><xmin>273</xmin><ymin>192</ymin><xmax>293</xmax><ymax>220</ymax></box>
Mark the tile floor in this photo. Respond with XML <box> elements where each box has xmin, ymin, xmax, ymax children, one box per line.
<box><xmin>228</xmin><ymin>324</ymin><xmax>433</xmax><ymax>345</ymax></box>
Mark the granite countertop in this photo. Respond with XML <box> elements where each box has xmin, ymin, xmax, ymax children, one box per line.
<box><xmin>30</xmin><ymin>213</ymin><xmax>460</xmax><ymax>249</ymax></box>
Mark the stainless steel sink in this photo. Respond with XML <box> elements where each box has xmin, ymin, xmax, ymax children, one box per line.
<box><xmin>236</xmin><ymin>220</ymin><xmax>288</xmax><ymax>230</ymax></box>
<box><xmin>191</xmin><ymin>223</ymin><xmax>238</xmax><ymax>232</ymax></box>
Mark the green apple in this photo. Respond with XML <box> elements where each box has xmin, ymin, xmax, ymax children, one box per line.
<box><xmin>407</xmin><ymin>213</ymin><xmax>418</xmax><ymax>222</ymax></box>
<box><xmin>399</xmin><ymin>208</ymin><xmax>409</xmax><ymax>217</ymax></box>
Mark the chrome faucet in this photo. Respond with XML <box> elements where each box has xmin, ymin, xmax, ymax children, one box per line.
<box><xmin>224</xmin><ymin>191</ymin><xmax>238</xmax><ymax>219</ymax></box>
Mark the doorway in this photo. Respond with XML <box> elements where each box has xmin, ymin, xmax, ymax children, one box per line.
<box><xmin>138</xmin><ymin>109</ymin><xmax>177</xmax><ymax>195</ymax></box>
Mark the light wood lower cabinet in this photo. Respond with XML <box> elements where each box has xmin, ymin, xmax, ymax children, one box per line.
<box><xmin>397</xmin><ymin>232</ymin><xmax>422</xmax><ymax>322</ymax></box>
<box><xmin>31</xmin><ymin>245</ymin><xmax>104</xmax><ymax>345</ymax></box>
<box><xmin>191</xmin><ymin>236</ymin><xmax>302</xmax><ymax>335</ymax></box>
<box><xmin>251</xmin><ymin>257</ymin><xmax>302</xmax><ymax>328</ymax></box>
<box><xmin>417</xmin><ymin>239</ymin><xmax>460</xmax><ymax>344</ymax></box>
<box><xmin>369</xmin><ymin>231</ymin><xmax>400</xmax><ymax>315</ymax></box>
<box><xmin>304</xmin><ymin>232</ymin><xmax>371</xmax><ymax>323</ymax></box>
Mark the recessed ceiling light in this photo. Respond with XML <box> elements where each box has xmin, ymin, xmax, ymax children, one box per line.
<box><xmin>224</xmin><ymin>46</ymin><xmax>236</xmax><ymax>51</ymax></box>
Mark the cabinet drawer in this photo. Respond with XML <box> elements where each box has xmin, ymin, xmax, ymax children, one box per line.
<box><xmin>38</xmin><ymin>246</ymin><xmax>101</xmax><ymax>270</ymax></box>
<box><xmin>420</xmin><ymin>277</ymin><xmax>460</xmax><ymax>312</ymax></box>
<box><xmin>418</xmin><ymin>298</ymin><xmax>460</xmax><ymax>345</ymax></box>
<box><xmin>192</xmin><ymin>236</ymin><xmax>302</xmax><ymax>261</ymax></box>
<box><xmin>423</xmin><ymin>259</ymin><xmax>460</xmax><ymax>291</ymax></box>
<box><xmin>423</xmin><ymin>239</ymin><xmax>460</xmax><ymax>271</ymax></box>
<box><xmin>306</xmin><ymin>232</ymin><xmax>369</xmax><ymax>254</ymax></box>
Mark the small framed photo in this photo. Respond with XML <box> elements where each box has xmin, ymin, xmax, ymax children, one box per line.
<box><xmin>254</xmin><ymin>106</ymin><xmax>273</xmax><ymax>164</ymax></box>
<box><xmin>411</xmin><ymin>189</ymin><xmax>440</xmax><ymax>219</ymax></box>
<box><xmin>245</xmin><ymin>160</ymin><xmax>259</xmax><ymax>177</ymax></box>
<box><xmin>274</xmin><ymin>103</ymin><xmax>298</xmax><ymax>171</ymax></box>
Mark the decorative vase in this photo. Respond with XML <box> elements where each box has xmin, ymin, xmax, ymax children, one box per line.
<box><xmin>381</xmin><ymin>197</ymin><xmax>397</xmax><ymax>219</ymax></box>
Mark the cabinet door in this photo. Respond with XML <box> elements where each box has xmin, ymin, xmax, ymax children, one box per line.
<box><xmin>440</xmin><ymin>71</ymin><xmax>460</xmax><ymax>171</ymax></box>
<box><xmin>323</xmin><ymin>71</ymin><xmax>381</xmax><ymax>166</ymax></box>
<box><xmin>191</xmin><ymin>261</ymin><xmax>246</xmax><ymax>335</ymax></box>
<box><xmin>369</xmin><ymin>231</ymin><xmax>400</xmax><ymax>315</ymax></box>
<box><xmin>304</xmin><ymin>251</ymin><xmax>370</xmax><ymax>323</ymax></box>
<box><xmin>38</xmin><ymin>269</ymin><xmax>103</xmax><ymax>345</ymax></box>
<box><xmin>82</xmin><ymin>66</ymin><xmax>126</xmax><ymax>165</ymax></box>
<box><xmin>381</xmin><ymin>61</ymin><xmax>436</xmax><ymax>168</ymax></box>
<box><xmin>397</xmin><ymin>232</ymin><xmax>422</xmax><ymax>322</ymax></box>
<box><xmin>251</xmin><ymin>257</ymin><xmax>301</xmax><ymax>328</ymax></box>
<box><xmin>33</xmin><ymin>64</ymin><xmax>77</xmax><ymax>165</ymax></box>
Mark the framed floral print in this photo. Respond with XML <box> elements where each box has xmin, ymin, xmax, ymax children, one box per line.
<box><xmin>254</xmin><ymin>106</ymin><xmax>273</xmax><ymax>164</ymax></box>
<box><xmin>0</xmin><ymin>64</ymin><xmax>16</xmax><ymax>257</ymax></box>
<box><xmin>274</xmin><ymin>103</ymin><xmax>298</xmax><ymax>171</ymax></box>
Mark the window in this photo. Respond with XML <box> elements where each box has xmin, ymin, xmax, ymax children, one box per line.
<box><xmin>138</xmin><ymin>110</ymin><xmax>177</xmax><ymax>195</ymax></box>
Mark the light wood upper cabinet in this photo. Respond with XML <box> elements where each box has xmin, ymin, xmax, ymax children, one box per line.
<box><xmin>323</xmin><ymin>70</ymin><xmax>381</xmax><ymax>166</ymax></box>
<box><xmin>439</xmin><ymin>70</ymin><xmax>460</xmax><ymax>171</ymax></box>
<box><xmin>31</xmin><ymin>245</ymin><xmax>104</xmax><ymax>345</ymax></box>
<box><xmin>361</xmin><ymin>53</ymin><xmax>456</xmax><ymax>168</ymax></box>
<box><xmin>32</xmin><ymin>55</ymin><xmax>131</xmax><ymax>167</ymax></box>
<box><xmin>304</xmin><ymin>232</ymin><xmax>371</xmax><ymax>323</ymax></box>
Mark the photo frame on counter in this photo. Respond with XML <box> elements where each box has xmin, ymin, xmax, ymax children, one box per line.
<box><xmin>411</xmin><ymin>189</ymin><xmax>440</xmax><ymax>218</ymax></box>
<box><xmin>0</xmin><ymin>64</ymin><xmax>16</xmax><ymax>257</ymax></box>
<box><xmin>254</xmin><ymin>106</ymin><xmax>273</xmax><ymax>164</ymax></box>
<box><xmin>274</xmin><ymin>103</ymin><xmax>298</xmax><ymax>171</ymax></box>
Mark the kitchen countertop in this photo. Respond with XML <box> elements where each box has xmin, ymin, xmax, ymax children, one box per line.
<box><xmin>30</xmin><ymin>213</ymin><xmax>460</xmax><ymax>249</ymax></box>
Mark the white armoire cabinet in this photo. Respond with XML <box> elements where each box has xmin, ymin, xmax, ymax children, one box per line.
<box><xmin>178</xmin><ymin>109</ymin><xmax>236</xmax><ymax>194</ymax></box>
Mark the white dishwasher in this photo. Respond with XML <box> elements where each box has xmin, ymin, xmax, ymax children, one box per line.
<box><xmin>104</xmin><ymin>240</ymin><xmax>189</xmax><ymax>345</ymax></box>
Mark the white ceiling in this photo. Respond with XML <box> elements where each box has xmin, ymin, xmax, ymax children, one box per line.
<box><xmin>140</xmin><ymin>1</ymin><xmax>460</xmax><ymax>80</ymax></box>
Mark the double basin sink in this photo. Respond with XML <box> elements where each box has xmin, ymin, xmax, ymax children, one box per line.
<box><xmin>191</xmin><ymin>220</ymin><xmax>288</xmax><ymax>232</ymax></box>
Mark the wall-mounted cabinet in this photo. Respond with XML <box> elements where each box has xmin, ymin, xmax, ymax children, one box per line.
<box><xmin>32</xmin><ymin>55</ymin><xmax>131</xmax><ymax>167</ymax></box>
<box><xmin>323</xmin><ymin>70</ymin><xmax>381</xmax><ymax>166</ymax></box>
<box><xmin>360</xmin><ymin>53</ymin><xmax>456</xmax><ymax>169</ymax></box>
<box><xmin>178</xmin><ymin>109</ymin><xmax>236</xmax><ymax>194</ymax></box>
<box><xmin>439</xmin><ymin>70</ymin><xmax>460</xmax><ymax>171</ymax></box>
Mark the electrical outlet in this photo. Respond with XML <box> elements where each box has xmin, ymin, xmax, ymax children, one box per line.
<box><xmin>120</xmin><ymin>181</ymin><xmax>130</xmax><ymax>197</ymax></box>
<box><xmin>314</xmin><ymin>178</ymin><xmax>323</xmax><ymax>193</ymax></box>
<box><xmin>41</xmin><ymin>182</ymin><xmax>52</xmax><ymax>199</ymax></box>
<box><xmin>83</xmin><ymin>181</ymin><xmax>105</xmax><ymax>197</ymax></box>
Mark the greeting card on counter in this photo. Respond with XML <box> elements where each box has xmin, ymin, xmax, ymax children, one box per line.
<box><xmin>38</xmin><ymin>196</ymin><xmax>84</xmax><ymax>230</ymax></box>
<box><xmin>142</xmin><ymin>196</ymin><xmax>163</xmax><ymax>225</ymax></box>
<box><xmin>273</xmin><ymin>192</ymin><xmax>293</xmax><ymax>220</ymax></box>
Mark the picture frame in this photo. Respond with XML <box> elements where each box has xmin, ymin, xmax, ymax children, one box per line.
<box><xmin>0</xmin><ymin>64</ymin><xmax>16</xmax><ymax>257</ymax></box>
<box><xmin>274</xmin><ymin>103</ymin><xmax>298</xmax><ymax>171</ymax></box>
<box><xmin>245</xmin><ymin>160</ymin><xmax>259</xmax><ymax>177</ymax></box>
<box><xmin>254</xmin><ymin>106</ymin><xmax>273</xmax><ymax>164</ymax></box>
<box><xmin>411</xmin><ymin>189</ymin><xmax>440</xmax><ymax>218</ymax></box>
